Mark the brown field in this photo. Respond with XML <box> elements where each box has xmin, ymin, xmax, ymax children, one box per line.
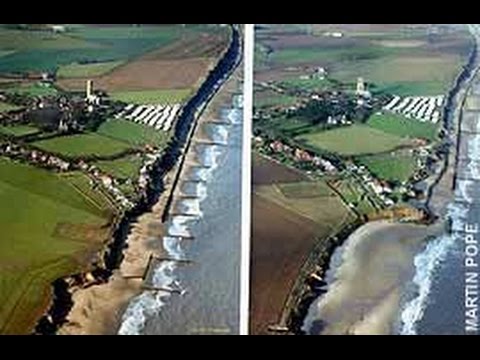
<box><xmin>254</xmin><ymin>24</ymin><xmax>471</xmax><ymax>90</ymax></box>
<box><xmin>250</xmin><ymin>194</ymin><xmax>319</xmax><ymax>335</ymax></box>
<box><xmin>57</xmin><ymin>32</ymin><xmax>229</xmax><ymax>93</ymax></box>
<box><xmin>142</xmin><ymin>32</ymin><xmax>229</xmax><ymax>60</ymax></box>
<box><xmin>252</xmin><ymin>153</ymin><xmax>307</xmax><ymax>185</ymax></box>
<box><xmin>250</xmin><ymin>155</ymin><xmax>354</xmax><ymax>335</ymax></box>
<box><xmin>58</xmin><ymin>58</ymin><xmax>213</xmax><ymax>92</ymax></box>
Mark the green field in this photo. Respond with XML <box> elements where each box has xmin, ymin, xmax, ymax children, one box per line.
<box><xmin>0</xmin><ymin>24</ymin><xmax>218</xmax><ymax>74</ymax></box>
<box><xmin>256</xmin><ymin>25</ymin><xmax>471</xmax><ymax>97</ymax></box>
<box><xmin>1</xmin><ymin>82</ymin><xmax>58</xmax><ymax>97</ymax></box>
<box><xmin>367</xmin><ymin>113</ymin><xmax>439</xmax><ymax>141</ymax></box>
<box><xmin>0</xmin><ymin>28</ymin><xmax>95</xmax><ymax>51</ymax></box>
<box><xmin>370</xmin><ymin>81</ymin><xmax>454</xmax><ymax>97</ymax></box>
<box><xmin>0</xmin><ymin>158</ymin><xmax>114</xmax><ymax>334</ymax></box>
<box><xmin>297</xmin><ymin>124</ymin><xmax>409</xmax><ymax>156</ymax></box>
<box><xmin>278</xmin><ymin>76</ymin><xmax>334</xmax><ymax>92</ymax></box>
<box><xmin>270</xmin><ymin>46</ymin><xmax>389</xmax><ymax>67</ymax></box>
<box><xmin>254</xmin><ymin>90</ymin><xmax>299</xmax><ymax>108</ymax></box>
<box><xmin>57</xmin><ymin>60</ymin><xmax>124</xmax><ymax>78</ymax></box>
<box><xmin>97</xmin><ymin>119</ymin><xmax>171</xmax><ymax>148</ymax></box>
<box><xmin>254</xmin><ymin>115</ymin><xmax>317</xmax><ymax>139</ymax></box>
<box><xmin>33</xmin><ymin>133</ymin><xmax>131</xmax><ymax>158</ymax></box>
<box><xmin>332</xmin><ymin>54</ymin><xmax>463</xmax><ymax>96</ymax></box>
<box><xmin>0</xmin><ymin>102</ymin><xmax>22</xmax><ymax>112</ymax></box>
<box><xmin>255</xmin><ymin>181</ymin><xmax>354</xmax><ymax>227</ymax></box>
<box><xmin>254</xmin><ymin>42</ymin><xmax>271</xmax><ymax>69</ymax></box>
<box><xmin>357</xmin><ymin>153</ymin><xmax>417</xmax><ymax>183</ymax></box>
<box><xmin>95</xmin><ymin>155</ymin><xmax>143</xmax><ymax>181</ymax></box>
<box><xmin>0</xmin><ymin>124</ymin><xmax>39</xmax><ymax>137</ymax></box>
<box><xmin>110</xmin><ymin>89</ymin><xmax>192</xmax><ymax>105</ymax></box>
<box><xmin>332</xmin><ymin>177</ymin><xmax>380</xmax><ymax>215</ymax></box>
<box><xmin>278</xmin><ymin>181</ymin><xmax>335</xmax><ymax>198</ymax></box>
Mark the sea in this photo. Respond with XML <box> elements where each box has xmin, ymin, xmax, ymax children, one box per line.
<box><xmin>117</xmin><ymin>94</ymin><xmax>243</xmax><ymax>335</ymax></box>
<box><xmin>302</xmin><ymin>85</ymin><xmax>480</xmax><ymax>336</ymax></box>
<box><xmin>399</xmin><ymin>82</ymin><xmax>480</xmax><ymax>335</ymax></box>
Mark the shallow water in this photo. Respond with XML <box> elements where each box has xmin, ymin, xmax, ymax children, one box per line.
<box><xmin>302</xmin><ymin>222</ymin><xmax>436</xmax><ymax>335</ymax></box>
<box><xmin>118</xmin><ymin>96</ymin><xmax>242</xmax><ymax>335</ymax></box>
<box><xmin>400</xmin><ymin>85</ymin><xmax>480</xmax><ymax>335</ymax></box>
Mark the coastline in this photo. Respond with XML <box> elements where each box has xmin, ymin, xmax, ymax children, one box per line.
<box><xmin>303</xmin><ymin>220</ymin><xmax>443</xmax><ymax>335</ymax></box>
<box><xmin>33</xmin><ymin>25</ymin><xmax>242</xmax><ymax>335</ymax></box>
<box><xmin>281</xmin><ymin>27</ymin><xmax>480</xmax><ymax>335</ymax></box>
<box><xmin>57</xmin><ymin>43</ymin><xmax>243</xmax><ymax>335</ymax></box>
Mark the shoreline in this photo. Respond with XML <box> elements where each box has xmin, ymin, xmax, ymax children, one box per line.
<box><xmin>34</xmin><ymin>25</ymin><xmax>242</xmax><ymax>335</ymax></box>
<box><xmin>303</xmin><ymin>220</ymin><xmax>444</xmax><ymax>335</ymax></box>
<box><xmin>279</xmin><ymin>27</ymin><xmax>480</xmax><ymax>335</ymax></box>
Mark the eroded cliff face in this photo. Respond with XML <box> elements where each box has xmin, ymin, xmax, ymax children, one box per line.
<box><xmin>33</xmin><ymin>25</ymin><xmax>242</xmax><ymax>336</ymax></box>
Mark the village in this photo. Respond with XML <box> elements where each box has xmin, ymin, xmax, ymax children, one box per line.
<box><xmin>253</xmin><ymin>69</ymin><xmax>444</xmax><ymax>213</ymax></box>
<box><xmin>0</xmin><ymin>79</ymin><xmax>172</xmax><ymax>212</ymax></box>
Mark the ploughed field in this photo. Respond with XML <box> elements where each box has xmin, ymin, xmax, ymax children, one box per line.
<box><xmin>250</xmin><ymin>154</ymin><xmax>354</xmax><ymax>334</ymax></box>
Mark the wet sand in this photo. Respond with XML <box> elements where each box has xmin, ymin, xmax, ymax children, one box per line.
<box><xmin>303</xmin><ymin>220</ymin><xmax>443</xmax><ymax>335</ymax></box>
<box><xmin>59</xmin><ymin>202</ymin><xmax>168</xmax><ymax>335</ymax></box>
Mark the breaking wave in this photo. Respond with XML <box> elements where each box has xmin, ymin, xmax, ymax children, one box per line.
<box><xmin>211</xmin><ymin>124</ymin><xmax>229</xmax><ymax>145</ymax></box>
<box><xmin>118</xmin><ymin>104</ymin><xmax>237</xmax><ymax>335</ymax></box>
<box><xmin>400</xmin><ymin>202</ymin><xmax>469</xmax><ymax>335</ymax></box>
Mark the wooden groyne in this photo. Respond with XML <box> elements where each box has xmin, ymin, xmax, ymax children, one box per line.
<box><xmin>161</xmin><ymin>24</ymin><xmax>242</xmax><ymax>223</ymax></box>
<box><xmin>425</xmin><ymin>29</ymin><xmax>480</xmax><ymax>213</ymax></box>
<box><xmin>34</xmin><ymin>25</ymin><xmax>242</xmax><ymax>336</ymax></box>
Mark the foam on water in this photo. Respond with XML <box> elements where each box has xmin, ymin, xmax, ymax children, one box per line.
<box><xmin>163</xmin><ymin>237</ymin><xmax>186</xmax><ymax>259</ymax></box>
<box><xmin>398</xmin><ymin>110</ymin><xmax>480</xmax><ymax>334</ymax></box>
<box><xmin>469</xmin><ymin>134</ymin><xmax>480</xmax><ymax>159</ymax></box>
<box><xmin>228</xmin><ymin>108</ymin><xmax>242</xmax><ymax>124</ymax></box>
<box><xmin>190</xmin><ymin>167</ymin><xmax>210</xmax><ymax>182</ymax></box>
<box><xmin>210</xmin><ymin>124</ymin><xmax>229</xmax><ymax>145</ymax></box>
<box><xmin>118</xmin><ymin>260</ymin><xmax>179</xmax><ymax>335</ymax></box>
<box><xmin>168</xmin><ymin>215</ymin><xmax>194</xmax><ymax>238</ymax></box>
<box><xmin>177</xmin><ymin>198</ymin><xmax>202</xmax><ymax>217</ymax></box>
<box><xmin>199</xmin><ymin>145</ymin><xmax>223</xmax><ymax>170</ymax></box>
<box><xmin>118</xmin><ymin>98</ymin><xmax>239</xmax><ymax>335</ymax></box>
<box><xmin>118</xmin><ymin>291</ymin><xmax>168</xmax><ymax>335</ymax></box>
<box><xmin>181</xmin><ymin>181</ymin><xmax>208</xmax><ymax>202</ymax></box>
<box><xmin>456</xmin><ymin>179</ymin><xmax>473</xmax><ymax>204</ymax></box>
<box><xmin>152</xmin><ymin>260</ymin><xmax>178</xmax><ymax>288</ymax></box>
<box><xmin>400</xmin><ymin>202</ymin><xmax>469</xmax><ymax>334</ymax></box>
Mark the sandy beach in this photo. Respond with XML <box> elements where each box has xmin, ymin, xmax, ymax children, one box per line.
<box><xmin>58</xmin><ymin>64</ymin><xmax>243</xmax><ymax>335</ymax></box>
<box><xmin>59</xmin><ymin>198</ymin><xmax>169</xmax><ymax>335</ymax></box>
<box><xmin>303</xmin><ymin>220</ymin><xmax>444</xmax><ymax>335</ymax></box>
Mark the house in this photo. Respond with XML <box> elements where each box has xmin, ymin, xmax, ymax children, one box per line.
<box><xmin>50</xmin><ymin>25</ymin><xmax>66</xmax><ymax>33</ymax></box>
<box><xmin>100</xmin><ymin>175</ymin><xmax>113</xmax><ymax>188</ymax></box>
<box><xmin>270</xmin><ymin>140</ymin><xmax>284</xmax><ymax>153</ymax></box>
<box><xmin>294</xmin><ymin>148</ymin><xmax>312</xmax><ymax>162</ymax></box>
<box><xmin>324</xmin><ymin>31</ymin><xmax>343</xmax><ymax>38</ymax></box>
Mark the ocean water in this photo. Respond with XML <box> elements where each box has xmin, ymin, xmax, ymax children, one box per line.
<box><xmin>118</xmin><ymin>95</ymin><xmax>243</xmax><ymax>335</ymax></box>
<box><xmin>399</xmin><ymin>98</ymin><xmax>480</xmax><ymax>335</ymax></box>
<box><xmin>302</xmin><ymin>83</ymin><xmax>480</xmax><ymax>335</ymax></box>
